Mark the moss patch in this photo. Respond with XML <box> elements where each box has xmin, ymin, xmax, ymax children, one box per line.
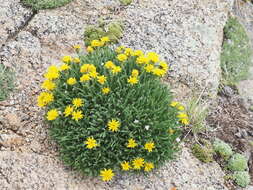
<box><xmin>21</xmin><ymin>0</ymin><xmax>72</xmax><ymax>10</ymax></box>
<box><xmin>84</xmin><ymin>21</ymin><xmax>124</xmax><ymax>47</ymax></box>
<box><xmin>221</xmin><ymin>17</ymin><xmax>252</xmax><ymax>84</ymax></box>
<box><xmin>119</xmin><ymin>0</ymin><xmax>132</xmax><ymax>6</ymax></box>
<box><xmin>227</xmin><ymin>153</ymin><xmax>248</xmax><ymax>171</ymax></box>
<box><xmin>191</xmin><ymin>140</ymin><xmax>214</xmax><ymax>163</ymax></box>
<box><xmin>0</xmin><ymin>65</ymin><xmax>15</xmax><ymax>101</ymax></box>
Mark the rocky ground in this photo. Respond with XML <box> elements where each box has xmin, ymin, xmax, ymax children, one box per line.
<box><xmin>0</xmin><ymin>0</ymin><xmax>252</xmax><ymax>189</ymax></box>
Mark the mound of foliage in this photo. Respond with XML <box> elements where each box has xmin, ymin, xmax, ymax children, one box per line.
<box><xmin>221</xmin><ymin>17</ymin><xmax>252</xmax><ymax>84</ymax></box>
<box><xmin>37</xmin><ymin>38</ymin><xmax>188</xmax><ymax>181</ymax></box>
<box><xmin>21</xmin><ymin>0</ymin><xmax>72</xmax><ymax>10</ymax></box>
<box><xmin>0</xmin><ymin>64</ymin><xmax>15</xmax><ymax>101</ymax></box>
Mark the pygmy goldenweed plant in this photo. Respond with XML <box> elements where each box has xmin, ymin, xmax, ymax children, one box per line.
<box><xmin>37</xmin><ymin>38</ymin><xmax>188</xmax><ymax>181</ymax></box>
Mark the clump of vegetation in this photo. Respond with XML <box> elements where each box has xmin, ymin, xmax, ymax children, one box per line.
<box><xmin>21</xmin><ymin>0</ymin><xmax>72</xmax><ymax>10</ymax></box>
<box><xmin>37</xmin><ymin>37</ymin><xmax>188</xmax><ymax>181</ymax></box>
<box><xmin>213</xmin><ymin>139</ymin><xmax>233</xmax><ymax>160</ymax></box>
<box><xmin>233</xmin><ymin>171</ymin><xmax>251</xmax><ymax>187</ymax></box>
<box><xmin>191</xmin><ymin>140</ymin><xmax>214</xmax><ymax>163</ymax></box>
<box><xmin>185</xmin><ymin>96</ymin><xmax>209</xmax><ymax>135</ymax></box>
<box><xmin>84</xmin><ymin>21</ymin><xmax>124</xmax><ymax>47</ymax></box>
<box><xmin>0</xmin><ymin>64</ymin><xmax>15</xmax><ymax>101</ymax></box>
<box><xmin>227</xmin><ymin>153</ymin><xmax>248</xmax><ymax>171</ymax></box>
<box><xmin>221</xmin><ymin>17</ymin><xmax>252</xmax><ymax>84</ymax></box>
<box><xmin>119</xmin><ymin>0</ymin><xmax>132</xmax><ymax>5</ymax></box>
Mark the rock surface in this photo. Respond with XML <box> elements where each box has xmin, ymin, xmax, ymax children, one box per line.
<box><xmin>0</xmin><ymin>147</ymin><xmax>228</xmax><ymax>190</ymax></box>
<box><xmin>0</xmin><ymin>0</ymin><xmax>34</xmax><ymax>47</ymax></box>
<box><xmin>0</xmin><ymin>0</ymin><xmax>236</xmax><ymax>189</ymax></box>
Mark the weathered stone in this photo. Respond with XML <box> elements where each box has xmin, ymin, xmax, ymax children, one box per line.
<box><xmin>0</xmin><ymin>0</ymin><xmax>33</xmax><ymax>47</ymax></box>
<box><xmin>0</xmin><ymin>134</ymin><xmax>25</xmax><ymax>148</ymax></box>
<box><xmin>0</xmin><ymin>31</ymin><xmax>41</xmax><ymax>72</ymax></box>
<box><xmin>4</xmin><ymin>113</ymin><xmax>22</xmax><ymax>131</ymax></box>
<box><xmin>0</xmin><ymin>147</ymin><xmax>228</xmax><ymax>190</ymax></box>
<box><xmin>117</xmin><ymin>0</ymin><xmax>234</xmax><ymax>99</ymax></box>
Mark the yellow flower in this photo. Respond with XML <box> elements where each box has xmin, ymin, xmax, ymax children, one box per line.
<box><xmin>127</xmin><ymin>76</ymin><xmax>138</xmax><ymax>85</ymax></box>
<box><xmin>159</xmin><ymin>61</ymin><xmax>168</xmax><ymax>71</ymax></box>
<box><xmin>67</xmin><ymin>77</ymin><xmax>77</xmax><ymax>85</ymax></box>
<box><xmin>115</xmin><ymin>46</ymin><xmax>125</xmax><ymax>54</ymax></box>
<box><xmin>62</xmin><ymin>56</ymin><xmax>72</xmax><ymax>63</ymax></box>
<box><xmin>133</xmin><ymin>50</ymin><xmax>144</xmax><ymax>57</ymax></box>
<box><xmin>73</xmin><ymin>57</ymin><xmax>80</xmax><ymax>64</ymax></box>
<box><xmin>144</xmin><ymin>64</ymin><xmax>154</xmax><ymax>73</ymax></box>
<box><xmin>80</xmin><ymin>64</ymin><xmax>96</xmax><ymax>73</ymax></box>
<box><xmin>152</xmin><ymin>68</ymin><xmax>166</xmax><ymax>77</ymax></box>
<box><xmin>44</xmin><ymin>65</ymin><xmax>59</xmax><ymax>80</ymax></box>
<box><xmin>86</xmin><ymin>46</ymin><xmax>94</xmax><ymax>53</ymax></box>
<box><xmin>80</xmin><ymin>74</ymin><xmax>90</xmax><ymax>82</ymax></box>
<box><xmin>177</xmin><ymin>112</ymin><xmax>188</xmax><ymax>119</ymax></box>
<box><xmin>72</xmin><ymin>98</ymin><xmax>84</xmax><ymax>108</ymax></box>
<box><xmin>124</xmin><ymin>48</ymin><xmax>133</xmax><ymax>56</ymax></box>
<box><xmin>168</xmin><ymin>128</ymin><xmax>175</xmax><ymax>135</ymax></box>
<box><xmin>170</xmin><ymin>101</ymin><xmax>179</xmax><ymax>107</ymax></box>
<box><xmin>104</xmin><ymin>61</ymin><xmax>115</xmax><ymax>69</ymax></box>
<box><xmin>136</xmin><ymin>55</ymin><xmax>149</xmax><ymax>64</ymax></box>
<box><xmin>180</xmin><ymin>118</ymin><xmax>189</xmax><ymax>125</ymax></box>
<box><xmin>177</xmin><ymin>112</ymin><xmax>189</xmax><ymax>125</ymax></box>
<box><xmin>144</xmin><ymin>142</ymin><xmax>155</xmax><ymax>152</ymax></box>
<box><xmin>102</xmin><ymin>87</ymin><xmax>110</xmax><ymax>94</ymax></box>
<box><xmin>100</xmin><ymin>169</ymin><xmax>114</xmax><ymax>181</ymax></box>
<box><xmin>97</xmin><ymin>75</ymin><xmax>107</xmax><ymax>85</ymax></box>
<box><xmin>144</xmin><ymin>162</ymin><xmax>154</xmax><ymax>172</ymax></box>
<box><xmin>91</xmin><ymin>40</ymin><xmax>102</xmax><ymax>47</ymax></box>
<box><xmin>107</xmin><ymin>119</ymin><xmax>120</xmax><ymax>132</ymax></box>
<box><xmin>117</xmin><ymin>54</ymin><xmax>127</xmax><ymax>62</ymax></box>
<box><xmin>131</xmin><ymin>69</ymin><xmax>139</xmax><ymax>77</ymax></box>
<box><xmin>46</xmin><ymin>109</ymin><xmax>59</xmax><ymax>121</ymax></box>
<box><xmin>147</xmin><ymin>52</ymin><xmax>159</xmax><ymax>63</ymax></box>
<box><xmin>101</xmin><ymin>36</ymin><xmax>110</xmax><ymax>43</ymax></box>
<box><xmin>47</xmin><ymin>65</ymin><xmax>59</xmax><ymax>73</ymax></box>
<box><xmin>127</xmin><ymin>138</ymin><xmax>138</xmax><ymax>148</ymax></box>
<box><xmin>121</xmin><ymin>161</ymin><xmax>131</xmax><ymax>171</ymax></box>
<box><xmin>37</xmin><ymin>92</ymin><xmax>54</xmax><ymax>107</ymax></box>
<box><xmin>72</xmin><ymin>110</ymin><xmax>84</xmax><ymax>121</ymax></box>
<box><xmin>60</xmin><ymin>63</ymin><xmax>70</xmax><ymax>71</ymax></box>
<box><xmin>132</xmin><ymin>157</ymin><xmax>144</xmax><ymax>170</ymax></box>
<box><xmin>89</xmin><ymin>71</ymin><xmax>98</xmax><ymax>78</ymax></box>
<box><xmin>177</xmin><ymin>105</ymin><xmax>185</xmax><ymax>111</ymax></box>
<box><xmin>73</xmin><ymin>44</ymin><xmax>81</xmax><ymax>50</ymax></box>
<box><xmin>84</xmin><ymin>137</ymin><xmax>98</xmax><ymax>149</ymax></box>
<box><xmin>64</xmin><ymin>105</ymin><xmax>74</xmax><ymax>117</ymax></box>
<box><xmin>111</xmin><ymin>66</ymin><xmax>122</xmax><ymax>74</ymax></box>
<box><xmin>41</xmin><ymin>80</ymin><xmax>56</xmax><ymax>91</ymax></box>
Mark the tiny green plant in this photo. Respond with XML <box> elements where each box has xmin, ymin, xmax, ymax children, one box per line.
<box><xmin>191</xmin><ymin>140</ymin><xmax>214</xmax><ymax>163</ymax></box>
<box><xmin>185</xmin><ymin>96</ymin><xmax>209</xmax><ymax>135</ymax></box>
<box><xmin>213</xmin><ymin>139</ymin><xmax>233</xmax><ymax>160</ymax></box>
<box><xmin>119</xmin><ymin>0</ymin><xmax>132</xmax><ymax>6</ymax></box>
<box><xmin>233</xmin><ymin>171</ymin><xmax>251</xmax><ymax>187</ymax></box>
<box><xmin>84</xmin><ymin>21</ymin><xmax>123</xmax><ymax>47</ymax></box>
<box><xmin>21</xmin><ymin>0</ymin><xmax>72</xmax><ymax>10</ymax></box>
<box><xmin>221</xmin><ymin>17</ymin><xmax>252</xmax><ymax>84</ymax></box>
<box><xmin>227</xmin><ymin>153</ymin><xmax>248</xmax><ymax>171</ymax></box>
<box><xmin>37</xmin><ymin>38</ymin><xmax>188</xmax><ymax>181</ymax></box>
<box><xmin>0</xmin><ymin>64</ymin><xmax>15</xmax><ymax>101</ymax></box>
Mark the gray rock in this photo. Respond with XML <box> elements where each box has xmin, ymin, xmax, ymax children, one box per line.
<box><xmin>3</xmin><ymin>113</ymin><xmax>22</xmax><ymax>131</ymax></box>
<box><xmin>116</xmin><ymin>0</ymin><xmax>234</xmax><ymax>99</ymax></box>
<box><xmin>0</xmin><ymin>147</ymin><xmax>228</xmax><ymax>190</ymax></box>
<box><xmin>0</xmin><ymin>31</ymin><xmax>41</xmax><ymax>72</ymax></box>
<box><xmin>0</xmin><ymin>0</ymin><xmax>33</xmax><ymax>47</ymax></box>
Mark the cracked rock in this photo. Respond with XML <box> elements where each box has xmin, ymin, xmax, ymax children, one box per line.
<box><xmin>0</xmin><ymin>0</ymin><xmax>33</xmax><ymax>47</ymax></box>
